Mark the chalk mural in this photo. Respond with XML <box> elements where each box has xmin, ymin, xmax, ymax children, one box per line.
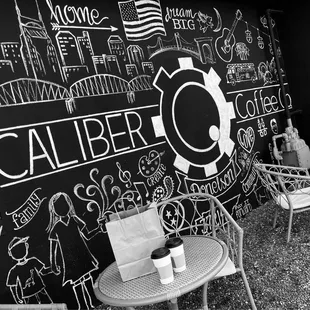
<box><xmin>0</xmin><ymin>0</ymin><xmax>289</xmax><ymax>307</ymax></box>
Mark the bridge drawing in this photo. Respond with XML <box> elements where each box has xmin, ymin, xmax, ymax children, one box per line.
<box><xmin>0</xmin><ymin>78</ymin><xmax>70</xmax><ymax>106</ymax></box>
<box><xmin>147</xmin><ymin>32</ymin><xmax>216</xmax><ymax>64</ymax></box>
<box><xmin>0</xmin><ymin>74</ymin><xmax>153</xmax><ymax>111</ymax></box>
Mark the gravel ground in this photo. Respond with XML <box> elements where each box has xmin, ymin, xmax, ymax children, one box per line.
<box><xmin>95</xmin><ymin>201</ymin><xmax>310</xmax><ymax>310</ymax></box>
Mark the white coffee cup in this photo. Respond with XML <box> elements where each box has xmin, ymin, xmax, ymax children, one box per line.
<box><xmin>151</xmin><ymin>247</ymin><xmax>174</xmax><ymax>284</ymax></box>
<box><xmin>165</xmin><ymin>237</ymin><xmax>186</xmax><ymax>272</ymax></box>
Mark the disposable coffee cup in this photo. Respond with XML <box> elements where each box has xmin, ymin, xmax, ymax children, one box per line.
<box><xmin>165</xmin><ymin>237</ymin><xmax>186</xmax><ymax>272</ymax></box>
<box><xmin>151</xmin><ymin>247</ymin><xmax>174</xmax><ymax>284</ymax></box>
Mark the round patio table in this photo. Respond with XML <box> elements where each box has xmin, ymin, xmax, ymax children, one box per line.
<box><xmin>93</xmin><ymin>236</ymin><xmax>228</xmax><ymax>310</ymax></box>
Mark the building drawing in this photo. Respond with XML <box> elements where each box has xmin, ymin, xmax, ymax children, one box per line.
<box><xmin>127</xmin><ymin>45</ymin><xmax>144</xmax><ymax>70</ymax></box>
<box><xmin>14</xmin><ymin>0</ymin><xmax>63</xmax><ymax>83</ymax></box>
<box><xmin>108</xmin><ymin>35</ymin><xmax>127</xmax><ymax>62</ymax></box>
<box><xmin>142</xmin><ymin>62</ymin><xmax>155</xmax><ymax>75</ymax></box>
<box><xmin>126</xmin><ymin>64</ymin><xmax>138</xmax><ymax>78</ymax></box>
<box><xmin>56</xmin><ymin>31</ymin><xmax>83</xmax><ymax>67</ymax></box>
<box><xmin>77</xmin><ymin>31</ymin><xmax>95</xmax><ymax>74</ymax></box>
<box><xmin>0</xmin><ymin>42</ymin><xmax>24</xmax><ymax>75</ymax></box>
<box><xmin>0</xmin><ymin>60</ymin><xmax>14</xmax><ymax>83</ymax></box>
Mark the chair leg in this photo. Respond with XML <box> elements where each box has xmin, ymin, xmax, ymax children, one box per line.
<box><xmin>202</xmin><ymin>282</ymin><xmax>209</xmax><ymax>310</ymax></box>
<box><xmin>287</xmin><ymin>211</ymin><xmax>293</xmax><ymax>243</ymax></box>
<box><xmin>273</xmin><ymin>209</ymin><xmax>278</xmax><ymax>228</ymax></box>
<box><xmin>240</xmin><ymin>269</ymin><xmax>257</xmax><ymax>310</ymax></box>
<box><xmin>167</xmin><ymin>298</ymin><xmax>178</xmax><ymax>310</ymax></box>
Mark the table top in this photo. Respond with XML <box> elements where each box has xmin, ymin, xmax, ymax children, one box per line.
<box><xmin>94</xmin><ymin>235</ymin><xmax>228</xmax><ymax>308</ymax></box>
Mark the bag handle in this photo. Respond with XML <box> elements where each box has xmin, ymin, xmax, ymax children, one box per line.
<box><xmin>112</xmin><ymin>198</ymin><xmax>150</xmax><ymax>235</ymax></box>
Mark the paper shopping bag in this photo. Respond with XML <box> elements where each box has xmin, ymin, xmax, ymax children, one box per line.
<box><xmin>106</xmin><ymin>206</ymin><xmax>166</xmax><ymax>282</ymax></box>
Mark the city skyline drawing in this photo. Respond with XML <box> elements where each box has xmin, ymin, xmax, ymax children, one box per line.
<box><xmin>0</xmin><ymin>0</ymin><xmax>155</xmax><ymax>109</ymax></box>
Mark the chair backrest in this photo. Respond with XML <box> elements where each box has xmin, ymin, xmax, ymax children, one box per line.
<box><xmin>155</xmin><ymin>193</ymin><xmax>243</xmax><ymax>272</ymax></box>
<box><xmin>254</xmin><ymin>162</ymin><xmax>310</xmax><ymax>205</ymax></box>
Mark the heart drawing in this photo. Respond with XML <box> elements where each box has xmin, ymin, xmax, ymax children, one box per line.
<box><xmin>237</xmin><ymin>127</ymin><xmax>255</xmax><ymax>153</ymax></box>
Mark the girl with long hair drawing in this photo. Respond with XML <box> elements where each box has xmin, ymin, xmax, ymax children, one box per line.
<box><xmin>47</xmin><ymin>192</ymin><xmax>103</xmax><ymax>310</ymax></box>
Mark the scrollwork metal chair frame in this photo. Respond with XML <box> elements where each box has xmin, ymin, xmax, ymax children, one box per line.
<box><xmin>155</xmin><ymin>193</ymin><xmax>256</xmax><ymax>310</ymax></box>
<box><xmin>254</xmin><ymin>162</ymin><xmax>310</xmax><ymax>242</ymax></box>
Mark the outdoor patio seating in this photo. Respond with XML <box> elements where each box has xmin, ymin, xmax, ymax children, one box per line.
<box><xmin>254</xmin><ymin>162</ymin><xmax>310</xmax><ymax>242</ymax></box>
<box><xmin>154</xmin><ymin>193</ymin><xmax>257</xmax><ymax>310</ymax></box>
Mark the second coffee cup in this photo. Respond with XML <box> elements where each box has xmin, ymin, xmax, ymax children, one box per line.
<box><xmin>165</xmin><ymin>237</ymin><xmax>186</xmax><ymax>272</ymax></box>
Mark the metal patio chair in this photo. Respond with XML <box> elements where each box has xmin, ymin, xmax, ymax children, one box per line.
<box><xmin>254</xmin><ymin>162</ymin><xmax>310</xmax><ymax>242</ymax></box>
<box><xmin>155</xmin><ymin>192</ymin><xmax>257</xmax><ymax>310</ymax></box>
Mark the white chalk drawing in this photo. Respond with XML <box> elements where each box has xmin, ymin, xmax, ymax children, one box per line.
<box><xmin>0</xmin><ymin>78</ymin><xmax>71</xmax><ymax>106</ymax></box>
<box><xmin>55</xmin><ymin>31</ymin><xmax>94</xmax><ymax>83</ymax></box>
<box><xmin>0</xmin><ymin>42</ymin><xmax>23</xmax><ymax>75</ymax></box>
<box><xmin>108</xmin><ymin>35</ymin><xmax>127</xmax><ymax>62</ymax></box>
<box><xmin>270</xmin><ymin>118</ymin><xmax>278</xmax><ymax>134</ymax></box>
<box><xmin>239</xmin><ymin>17</ymin><xmax>281</xmax><ymax>55</ymax></box>
<box><xmin>0</xmin><ymin>3</ymin><xmax>156</xmax><ymax>111</ymax></box>
<box><xmin>69</xmin><ymin>74</ymin><xmax>152</xmax><ymax>99</ymax></box>
<box><xmin>237</xmin><ymin>148</ymin><xmax>251</xmax><ymax>176</ymax></box>
<box><xmin>257</xmin><ymin>117</ymin><xmax>268</xmax><ymax>137</ymax></box>
<box><xmin>6</xmin><ymin>236</ymin><xmax>53</xmax><ymax>304</ymax></box>
<box><xmin>237</xmin><ymin>127</ymin><xmax>255</xmax><ymax>154</ymax></box>
<box><xmin>256</xmin><ymin>28</ymin><xmax>264</xmax><ymax>49</ymax></box>
<box><xmin>148</xmin><ymin>32</ymin><xmax>216</xmax><ymax>64</ymax></box>
<box><xmin>118</xmin><ymin>0</ymin><xmax>166</xmax><ymax>41</ymax></box>
<box><xmin>164</xmin><ymin>7</ymin><xmax>221</xmax><ymax>32</ymax></box>
<box><xmin>197</xmin><ymin>11</ymin><xmax>214</xmax><ymax>33</ymax></box>
<box><xmin>138</xmin><ymin>150</ymin><xmax>164</xmax><ymax>177</ymax></box>
<box><xmin>232</xmin><ymin>198</ymin><xmax>253</xmax><ymax>219</ymax></box>
<box><xmin>0</xmin><ymin>106</ymin><xmax>165</xmax><ymax>189</ymax></box>
<box><xmin>260</xmin><ymin>15</ymin><xmax>275</xmax><ymax>29</ymax></box>
<box><xmin>47</xmin><ymin>192</ymin><xmax>103</xmax><ymax>310</ymax></box>
<box><xmin>74</xmin><ymin>168</ymin><xmax>148</xmax><ymax>223</ymax></box>
<box><xmin>133</xmin><ymin>181</ymin><xmax>150</xmax><ymax>205</ymax></box>
<box><xmin>258</xmin><ymin>58</ymin><xmax>282</xmax><ymax>86</ymax></box>
<box><xmin>235</xmin><ymin>42</ymin><xmax>249</xmax><ymax>60</ymax></box>
<box><xmin>228</xmin><ymin>84</ymin><xmax>292</xmax><ymax>124</ymax></box>
<box><xmin>240</xmin><ymin>151</ymin><xmax>260</xmax><ymax>196</ymax></box>
<box><xmin>175</xmin><ymin>151</ymin><xmax>241</xmax><ymax>198</ymax></box>
<box><xmin>244</xmin><ymin>21</ymin><xmax>252</xmax><ymax>43</ymax></box>
<box><xmin>46</xmin><ymin>0</ymin><xmax>116</xmax><ymax>31</ymax></box>
<box><xmin>51</xmin><ymin>24</ymin><xmax>118</xmax><ymax>32</ymax></box>
<box><xmin>5</xmin><ymin>188</ymin><xmax>46</xmax><ymax>230</ymax></box>
<box><xmin>127</xmin><ymin>45</ymin><xmax>145</xmax><ymax>69</ymax></box>
<box><xmin>153</xmin><ymin>57</ymin><xmax>235</xmax><ymax>177</ymax></box>
<box><xmin>212</xmin><ymin>8</ymin><xmax>222</xmax><ymax>32</ymax></box>
<box><xmin>165</xmin><ymin>7</ymin><xmax>197</xmax><ymax>31</ymax></box>
<box><xmin>152</xmin><ymin>175</ymin><xmax>174</xmax><ymax>202</ymax></box>
<box><xmin>215</xmin><ymin>9</ymin><xmax>242</xmax><ymax>63</ymax></box>
<box><xmin>226</xmin><ymin>63</ymin><xmax>258</xmax><ymax>86</ymax></box>
<box><xmin>116</xmin><ymin>161</ymin><xmax>132</xmax><ymax>188</ymax></box>
<box><xmin>15</xmin><ymin>0</ymin><xmax>64</xmax><ymax>82</ymax></box>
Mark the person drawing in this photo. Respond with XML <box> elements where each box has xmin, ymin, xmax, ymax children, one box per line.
<box><xmin>6</xmin><ymin>236</ymin><xmax>53</xmax><ymax>304</ymax></box>
<box><xmin>46</xmin><ymin>192</ymin><xmax>103</xmax><ymax>310</ymax></box>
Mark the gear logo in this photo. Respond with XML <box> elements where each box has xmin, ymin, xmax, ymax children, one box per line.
<box><xmin>152</xmin><ymin>57</ymin><xmax>235</xmax><ymax>177</ymax></box>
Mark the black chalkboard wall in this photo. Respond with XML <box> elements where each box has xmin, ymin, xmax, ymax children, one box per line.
<box><xmin>0</xmin><ymin>0</ymin><xmax>289</xmax><ymax>307</ymax></box>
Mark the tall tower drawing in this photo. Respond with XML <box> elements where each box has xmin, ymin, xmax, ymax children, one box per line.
<box><xmin>15</xmin><ymin>0</ymin><xmax>64</xmax><ymax>82</ymax></box>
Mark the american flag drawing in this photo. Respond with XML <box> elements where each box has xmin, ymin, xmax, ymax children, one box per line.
<box><xmin>118</xmin><ymin>0</ymin><xmax>166</xmax><ymax>41</ymax></box>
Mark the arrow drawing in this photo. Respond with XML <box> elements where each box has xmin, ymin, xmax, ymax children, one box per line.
<box><xmin>51</xmin><ymin>23</ymin><xmax>118</xmax><ymax>32</ymax></box>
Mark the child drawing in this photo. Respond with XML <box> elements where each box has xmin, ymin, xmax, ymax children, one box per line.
<box><xmin>47</xmin><ymin>192</ymin><xmax>103</xmax><ymax>310</ymax></box>
<box><xmin>6</xmin><ymin>236</ymin><xmax>53</xmax><ymax>304</ymax></box>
